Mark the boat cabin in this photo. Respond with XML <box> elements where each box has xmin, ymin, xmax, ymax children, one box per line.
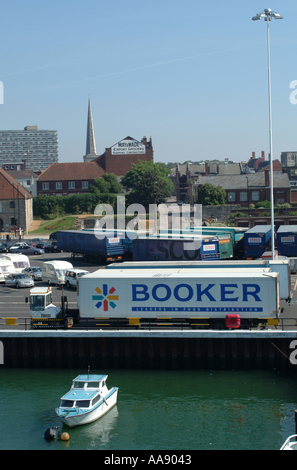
<box><xmin>59</xmin><ymin>374</ymin><xmax>108</xmax><ymax>410</ymax></box>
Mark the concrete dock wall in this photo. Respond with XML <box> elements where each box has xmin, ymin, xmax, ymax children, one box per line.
<box><xmin>1</xmin><ymin>330</ymin><xmax>297</xmax><ymax>370</ymax></box>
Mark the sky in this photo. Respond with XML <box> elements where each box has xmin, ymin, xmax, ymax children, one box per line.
<box><xmin>1</xmin><ymin>0</ymin><xmax>297</xmax><ymax>166</ymax></box>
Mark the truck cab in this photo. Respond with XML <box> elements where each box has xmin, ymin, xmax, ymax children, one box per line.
<box><xmin>27</xmin><ymin>287</ymin><xmax>67</xmax><ymax>328</ymax></box>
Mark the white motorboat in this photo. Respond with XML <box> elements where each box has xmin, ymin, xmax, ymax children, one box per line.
<box><xmin>55</xmin><ymin>373</ymin><xmax>118</xmax><ymax>428</ymax></box>
<box><xmin>280</xmin><ymin>435</ymin><xmax>297</xmax><ymax>450</ymax></box>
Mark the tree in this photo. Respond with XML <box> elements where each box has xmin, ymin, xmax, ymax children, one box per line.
<box><xmin>197</xmin><ymin>183</ymin><xmax>226</xmax><ymax>205</ymax></box>
<box><xmin>121</xmin><ymin>161</ymin><xmax>174</xmax><ymax>208</ymax></box>
<box><xmin>90</xmin><ymin>173</ymin><xmax>122</xmax><ymax>194</ymax></box>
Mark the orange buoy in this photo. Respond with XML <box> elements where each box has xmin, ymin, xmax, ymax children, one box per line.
<box><xmin>60</xmin><ymin>432</ymin><xmax>70</xmax><ymax>441</ymax></box>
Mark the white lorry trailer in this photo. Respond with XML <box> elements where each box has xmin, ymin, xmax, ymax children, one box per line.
<box><xmin>27</xmin><ymin>269</ymin><xmax>280</xmax><ymax>329</ymax></box>
<box><xmin>76</xmin><ymin>269</ymin><xmax>280</xmax><ymax>329</ymax></box>
<box><xmin>107</xmin><ymin>259</ymin><xmax>292</xmax><ymax>303</ymax></box>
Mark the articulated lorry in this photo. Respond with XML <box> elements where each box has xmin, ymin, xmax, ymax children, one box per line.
<box><xmin>28</xmin><ymin>269</ymin><xmax>280</xmax><ymax>330</ymax></box>
<box><xmin>56</xmin><ymin>230</ymin><xmax>125</xmax><ymax>263</ymax></box>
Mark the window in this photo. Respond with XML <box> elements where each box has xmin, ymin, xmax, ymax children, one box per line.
<box><xmin>82</xmin><ymin>181</ymin><xmax>89</xmax><ymax>189</ymax></box>
<box><xmin>56</xmin><ymin>182</ymin><xmax>62</xmax><ymax>190</ymax></box>
<box><xmin>68</xmin><ymin>182</ymin><xmax>75</xmax><ymax>189</ymax></box>
<box><xmin>252</xmin><ymin>191</ymin><xmax>260</xmax><ymax>202</ymax></box>
<box><xmin>42</xmin><ymin>183</ymin><xmax>49</xmax><ymax>190</ymax></box>
<box><xmin>76</xmin><ymin>400</ymin><xmax>90</xmax><ymax>408</ymax></box>
<box><xmin>10</xmin><ymin>201</ymin><xmax>15</xmax><ymax>208</ymax></box>
<box><xmin>240</xmin><ymin>191</ymin><xmax>248</xmax><ymax>202</ymax></box>
<box><xmin>227</xmin><ymin>192</ymin><xmax>236</xmax><ymax>202</ymax></box>
<box><xmin>11</xmin><ymin>218</ymin><xmax>17</xmax><ymax>225</ymax></box>
<box><xmin>277</xmin><ymin>198</ymin><xmax>285</xmax><ymax>204</ymax></box>
<box><xmin>92</xmin><ymin>395</ymin><xmax>101</xmax><ymax>406</ymax></box>
<box><xmin>27</xmin><ymin>180</ymin><xmax>31</xmax><ymax>186</ymax></box>
<box><xmin>61</xmin><ymin>400</ymin><xmax>74</xmax><ymax>408</ymax></box>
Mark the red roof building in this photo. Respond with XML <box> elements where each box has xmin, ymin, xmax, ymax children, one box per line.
<box><xmin>37</xmin><ymin>162</ymin><xmax>105</xmax><ymax>196</ymax></box>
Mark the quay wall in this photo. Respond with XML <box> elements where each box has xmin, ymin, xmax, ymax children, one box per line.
<box><xmin>1</xmin><ymin>330</ymin><xmax>297</xmax><ymax>371</ymax></box>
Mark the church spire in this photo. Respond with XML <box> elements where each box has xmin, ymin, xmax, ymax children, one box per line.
<box><xmin>84</xmin><ymin>96</ymin><xmax>98</xmax><ymax>162</ymax></box>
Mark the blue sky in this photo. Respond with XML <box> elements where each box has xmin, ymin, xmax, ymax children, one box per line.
<box><xmin>1</xmin><ymin>0</ymin><xmax>297</xmax><ymax>166</ymax></box>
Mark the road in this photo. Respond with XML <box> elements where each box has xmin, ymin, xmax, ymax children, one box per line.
<box><xmin>0</xmin><ymin>251</ymin><xmax>296</xmax><ymax>330</ymax></box>
<box><xmin>0</xmin><ymin>252</ymin><xmax>104</xmax><ymax>330</ymax></box>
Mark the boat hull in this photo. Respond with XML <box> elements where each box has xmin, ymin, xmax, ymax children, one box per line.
<box><xmin>57</xmin><ymin>387</ymin><xmax>118</xmax><ymax>428</ymax></box>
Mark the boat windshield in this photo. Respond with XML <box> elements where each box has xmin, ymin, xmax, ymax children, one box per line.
<box><xmin>73</xmin><ymin>381</ymin><xmax>85</xmax><ymax>389</ymax></box>
<box><xmin>61</xmin><ymin>400</ymin><xmax>75</xmax><ymax>408</ymax></box>
<box><xmin>75</xmin><ymin>400</ymin><xmax>90</xmax><ymax>408</ymax></box>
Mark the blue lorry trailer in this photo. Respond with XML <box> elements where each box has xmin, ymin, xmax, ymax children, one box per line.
<box><xmin>132</xmin><ymin>236</ymin><xmax>220</xmax><ymax>262</ymax></box>
<box><xmin>277</xmin><ymin>225</ymin><xmax>297</xmax><ymax>257</ymax></box>
<box><xmin>56</xmin><ymin>230</ymin><xmax>124</xmax><ymax>263</ymax></box>
<box><xmin>244</xmin><ymin>225</ymin><xmax>272</xmax><ymax>259</ymax></box>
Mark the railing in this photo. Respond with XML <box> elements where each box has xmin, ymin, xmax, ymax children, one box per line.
<box><xmin>0</xmin><ymin>317</ymin><xmax>296</xmax><ymax>331</ymax></box>
<box><xmin>0</xmin><ymin>317</ymin><xmax>31</xmax><ymax>330</ymax></box>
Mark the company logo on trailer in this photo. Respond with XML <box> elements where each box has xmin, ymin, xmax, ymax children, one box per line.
<box><xmin>92</xmin><ymin>284</ymin><xmax>119</xmax><ymax>311</ymax></box>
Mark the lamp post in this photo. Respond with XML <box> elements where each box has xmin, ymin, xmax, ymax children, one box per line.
<box><xmin>252</xmin><ymin>8</ymin><xmax>283</xmax><ymax>258</ymax></box>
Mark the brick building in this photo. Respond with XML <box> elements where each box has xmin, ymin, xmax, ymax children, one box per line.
<box><xmin>93</xmin><ymin>136</ymin><xmax>154</xmax><ymax>177</ymax></box>
<box><xmin>198</xmin><ymin>171</ymin><xmax>291</xmax><ymax>207</ymax></box>
<box><xmin>0</xmin><ymin>169</ymin><xmax>33</xmax><ymax>233</ymax></box>
<box><xmin>37</xmin><ymin>162</ymin><xmax>105</xmax><ymax>196</ymax></box>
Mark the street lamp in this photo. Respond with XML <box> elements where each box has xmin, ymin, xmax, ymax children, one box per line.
<box><xmin>252</xmin><ymin>8</ymin><xmax>283</xmax><ymax>259</ymax></box>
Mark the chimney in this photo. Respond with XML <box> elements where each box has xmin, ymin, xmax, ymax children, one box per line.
<box><xmin>252</xmin><ymin>152</ymin><xmax>256</xmax><ymax>159</ymax></box>
<box><xmin>265</xmin><ymin>169</ymin><xmax>270</xmax><ymax>187</ymax></box>
<box><xmin>261</xmin><ymin>151</ymin><xmax>265</xmax><ymax>160</ymax></box>
<box><xmin>141</xmin><ymin>136</ymin><xmax>147</xmax><ymax>145</ymax></box>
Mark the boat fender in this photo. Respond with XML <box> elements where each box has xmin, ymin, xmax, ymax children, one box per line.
<box><xmin>44</xmin><ymin>428</ymin><xmax>57</xmax><ymax>440</ymax></box>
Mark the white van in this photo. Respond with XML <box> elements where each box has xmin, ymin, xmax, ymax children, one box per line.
<box><xmin>0</xmin><ymin>258</ymin><xmax>15</xmax><ymax>282</ymax></box>
<box><xmin>42</xmin><ymin>260</ymin><xmax>73</xmax><ymax>286</ymax></box>
<box><xmin>65</xmin><ymin>269</ymin><xmax>89</xmax><ymax>289</ymax></box>
<box><xmin>0</xmin><ymin>254</ymin><xmax>30</xmax><ymax>273</ymax></box>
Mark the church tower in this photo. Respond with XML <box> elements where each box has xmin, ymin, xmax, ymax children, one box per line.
<box><xmin>83</xmin><ymin>97</ymin><xmax>98</xmax><ymax>162</ymax></box>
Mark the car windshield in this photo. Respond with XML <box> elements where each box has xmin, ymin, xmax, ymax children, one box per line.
<box><xmin>77</xmin><ymin>272</ymin><xmax>87</xmax><ymax>278</ymax></box>
<box><xmin>15</xmin><ymin>274</ymin><xmax>28</xmax><ymax>279</ymax></box>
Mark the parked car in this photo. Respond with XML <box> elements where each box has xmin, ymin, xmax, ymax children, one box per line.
<box><xmin>5</xmin><ymin>273</ymin><xmax>34</xmax><ymax>288</ymax></box>
<box><xmin>9</xmin><ymin>242</ymin><xmax>28</xmax><ymax>252</ymax></box>
<box><xmin>0</xmin><ymin>245</ymin><xmax>9</xmax><ymax>253</ymax></box>
<box><xmin>65</xmin><ymin>269</ymin><xmax>89</xmax><ymax>288</ymax></box>
<box><xmin>22</xmin><ymin>266</ymin><xmax>43</xmax><ymax>281</ymax></box>
<box><xmin>44</xmin><ymin>242</ymin><xmax>61</xmax><ymax>253</ymax></box>
<box><xmin>10</xmin><ymin>245</ymin><xmax>45</xmax><ymax>255</ymax></box>
<box><xmin>31</xmin><ymin>238</ymin><xmax>46</xmax><ymax>244</ymax></box>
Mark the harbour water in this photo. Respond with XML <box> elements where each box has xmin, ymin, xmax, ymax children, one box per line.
<box><xmin>0</xmin><ymin>368</ymin><xmax>296</xmax><ymax>450</ymax></box>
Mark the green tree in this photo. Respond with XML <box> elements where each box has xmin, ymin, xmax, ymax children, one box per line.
<box><xmin>90</xmin><ymin>173</ymin><xmax>122</xmax><ymax>194</ymax></box>
<box><xmin>90</xmin><ymin>177</ymin><xmax>110</xmax><ymax>193</ymax></box>
<box><xmin>102</xmin><ymin>173</ymin><xmax>122</xmax><ymax>193</ymax></box>
<box><xmin>121</xmin><ymin>161</ymin><xmax>174</xmax><ymax>208</ymax></box>
<box><xmin>197</xmin><ymin>183</ymin><xmax>226</xmax><ymax>205</ymax></box>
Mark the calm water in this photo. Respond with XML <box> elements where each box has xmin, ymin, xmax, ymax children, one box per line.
<box><xmin>0</xmin><ymin>368</ymin><xmax>296</xmax><ymax>450</ymax></box>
